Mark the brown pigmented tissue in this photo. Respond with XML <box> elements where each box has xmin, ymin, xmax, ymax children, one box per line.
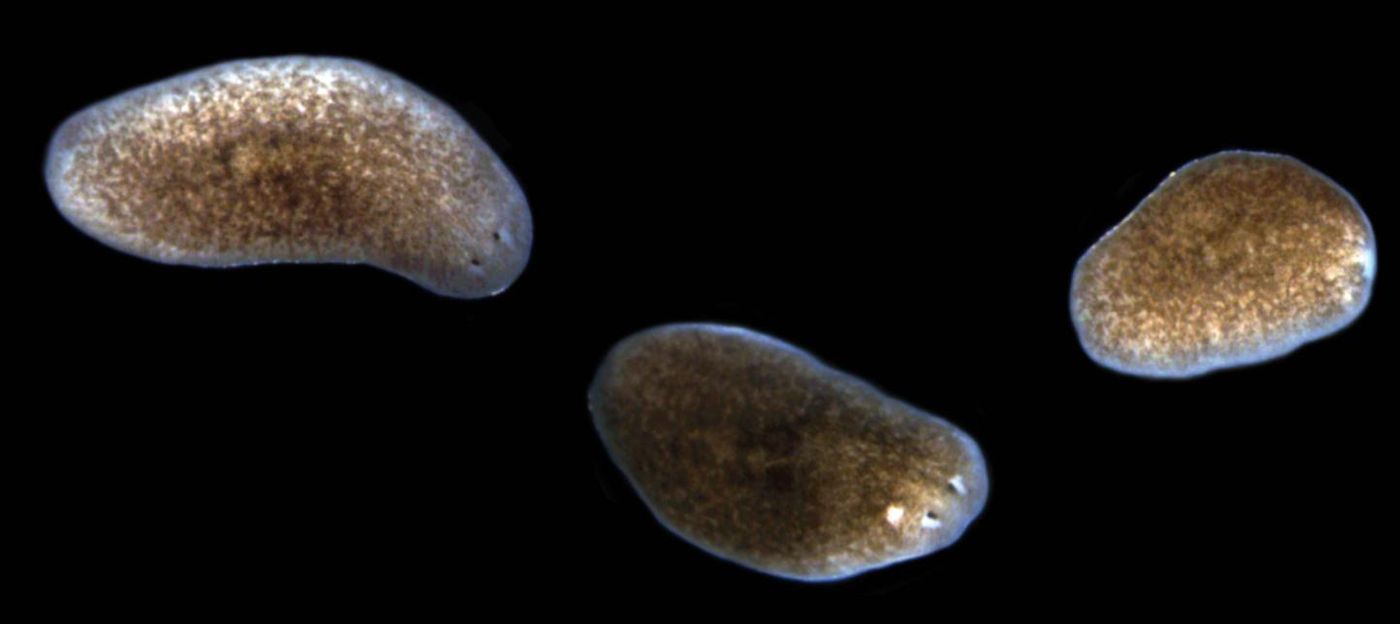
<box><xmin>46</xmin><ymin>56</ymin><xmax>532</xmax><ymax>298</ymax></box>
<box><xmin>1072</xmin><ymin>151</ymin><xmax>1375</xmax><ymax>378</ymax></box>
<box><xmin>590</xmin><ymin>324</ymin><xmax>988</xmax><ymax>581</ymax></box>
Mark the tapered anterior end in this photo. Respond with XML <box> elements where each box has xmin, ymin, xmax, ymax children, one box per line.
<box><xmin>1070</xmin><ymin>150</ymin><xmax>1376</xmax><ymax>378</ymax></box>
<box><xmin>482</xmin><ymin>187</ymin><xmax>535</xmax><ymax>296</ymax></box>
<box><xmin>951</xmin><ymin>430</ymin><xmax>991</xmax><ymax>518</ymax></box>
<box><xmin>43</xmin><ymin>56</ymin><xmax>531</xmax><ymax>298</ymax></box>
<box><xmin>897</xmin><ymin>423</ymin><xmax>990</xmax><ymax>560</ymax></box>
<box><xmin>392</xmin><ymin>184</ymin><xmax>534</xmax><ymax>300</ymax></box>
<box><xmin>779</xmin><ymin>432</ymin><xmax>991</xmax><ymax>583</ymax></box>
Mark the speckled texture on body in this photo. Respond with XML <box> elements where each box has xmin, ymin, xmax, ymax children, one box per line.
<box><xmin>589</xmin><ymin>324</ymin><xmax>989</xmax><ymax>581</ymax></box>
<box><xmin>1072</xmin><ymin>151</ymin><xmax>1375</xmax><ymax>378</ymax></box>
<box><xmin>45</xmin><ymin>56</ymin><xmax>532</xmax><ymax>298</ymax></box>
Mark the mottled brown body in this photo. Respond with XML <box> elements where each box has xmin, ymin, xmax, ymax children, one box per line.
<box><xmin>589</xmin><ymin>324</ymin><xmax>988</xmax><ymax>581</ymax></box>
<box><xmin>1072</xmin><ymin>151</ymin><xmax>1375</xmax><ymax>377</ymax></box>
<box><xmin>45</xmin><ymin>57</ymin><xmax>531</xmax><ymax>298</ymax></box>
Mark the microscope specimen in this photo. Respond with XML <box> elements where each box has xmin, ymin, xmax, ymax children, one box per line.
<box><xmin>1072</xmin><ymin>151</ymin><xmax>1375</xmax><ymax>377</ymax></box>
<box><xmin>45</xmin><ymin>56</ymin><xmax>531</xmax><ymax>298</ymax></box>
<box><xmin>590</xmin><ymin>323</ymin><xmax>988</xmax><ymax>581</ymax></box>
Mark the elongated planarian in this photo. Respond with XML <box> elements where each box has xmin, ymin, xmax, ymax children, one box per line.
<box><xmin>1072</xmin><ymin>151</ymin><xmax>1375</xmax><ymax>378</ymax></box>
<box><xmin>589</xmin><ymin>323</ymin><xmax>989</xmax><ymax>581</ymax></box>
<box><xmin>45</xmin><ymin>56</ymin><xmax>531</xmax><ymax>298</ymax></box>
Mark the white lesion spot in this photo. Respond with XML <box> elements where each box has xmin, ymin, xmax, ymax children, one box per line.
<box><xmin>920</xmin><ymin>512</ymin><xmax>942</xmax><ymax>529</ymax></box>
<box><xmin>884</xmin><ymin>505</ymin><xmax>905</xmax><ymax>527</ymax></box>
<box><xmin>1358</xmin><ymin>244</ymin><xmax>1376</xmax><ymax>282</ymax></box>
<box><xmin>949</xmin><ymin>474</ymin><xmax>967</xmax><ymax>496</ymax></box>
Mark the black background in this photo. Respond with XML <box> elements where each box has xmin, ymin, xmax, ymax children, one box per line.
<box><xmin>16</xmin><ymin>11</ymin><xmax>1393</xmax><ymax>609</ymax></box>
